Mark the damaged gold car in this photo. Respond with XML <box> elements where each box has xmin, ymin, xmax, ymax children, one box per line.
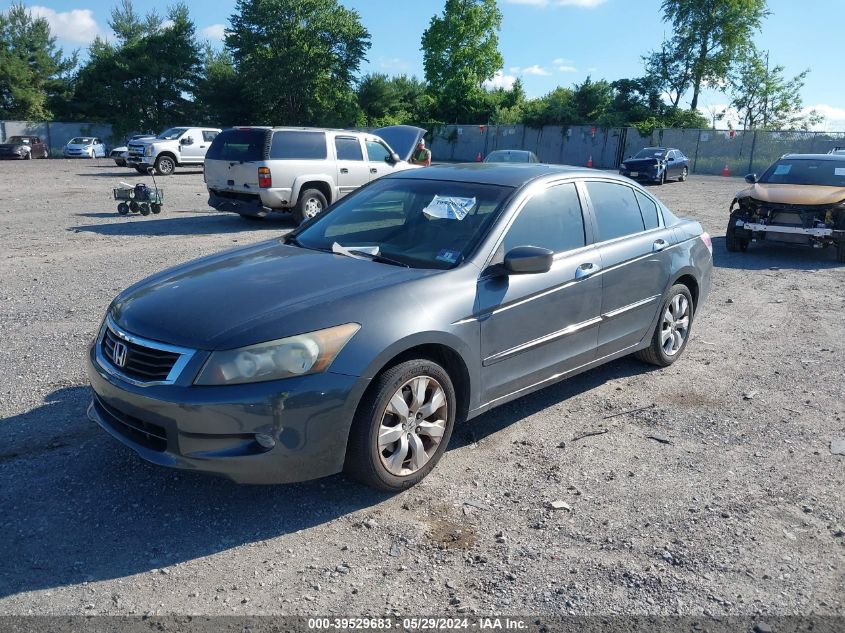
<box><xmin>727</xmin><ymin>154</ymin><xmax>845</xmax><ymax>262</ymax></box>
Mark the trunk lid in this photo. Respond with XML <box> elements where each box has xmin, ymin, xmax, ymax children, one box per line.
<box><xmin>204</xmin><ymin>128</ymin><xmax>271</xmax><ymax>192</ymax></box>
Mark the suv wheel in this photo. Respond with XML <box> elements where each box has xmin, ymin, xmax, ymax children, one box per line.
<box><xmin>344</xmin><ymin>359</ymin><xmax>456</xmax><ymax>491</ymax></box>
<box><xmin>154</xmin><ymin>155</ymin><xmax>176</xmax><ymax>176</ymax></box>
<box><xmin>636</xmin><ymin>284</ymin><xmax>694</xmax><ymax>367</ymax></box>
<box><xmin>294</xmin><ymin>189</ymin><xmax>327</xmax><ymax>225</ymax></box>
<box><xmin>726</xmin><ymin>217</ymin><xmax>749</xmax><ymax>252</ymax></box>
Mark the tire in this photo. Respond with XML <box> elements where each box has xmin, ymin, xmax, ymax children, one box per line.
<box><xmin>635</xmin><ymin>284</ymin><xmax>694</xmax><ymax>367</ymax></box>
<box><xmin>151</xmin><ymin>204</ymin><xmax>162</xmax><ymax>215</ymax></box>
<box><xmin>836</xmin><ymin>240</ymin><xmax>845</xmax><ymax>264</ymax></box>
<box><xmin>24</xmin><ymin>151</ymin><xmax>31</xmax><ymax>161</ymax></box>
<box><xmin>154</xmin><ymin>155</ymin><xmax>175</xmax><ymax>176</ymax></box>
<box><xmin>294</xmin><ymin>188</ymin><xmax>327</xmax><ymax>225</ymax></box>
<box><xmin>139</xmin><ymin>203</ymin><xmax>150</xmax><ymax>216</ymax></box>
<box><xmin>344</xmin><ymin>359</ymin><xmax>457</xmax><ymax>492</ymax></box>
<box><xmin>117</xmin><ymin>202</ymin><xmax>130</xmax><ymax>215</ymax></box>
<box><xmin>678</xmin><ymin>167</ymin><xmax>688</xmax><ymax>182</ymax></box>
<box><xmin>726</xmin><ymin>217</ymin><xmax>749</xmax><ymax>252</ymax></box>
<box><xmin>129</xmin><ymin>201</ymin><xmax>140</xmax><ymax>213</ymax></box>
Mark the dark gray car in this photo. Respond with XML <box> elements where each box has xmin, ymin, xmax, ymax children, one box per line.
<box><xmin>87</xmin><ymin>164</ymin><xmax>713</xmax><ymax>491</ymax></box>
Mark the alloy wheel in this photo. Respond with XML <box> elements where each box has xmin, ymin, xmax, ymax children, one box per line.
<box><xmin>303</xmin><ymin>197</ymin><xmax>323</xmax><ymax>218</ymax></box>
<box><xmin>660</xmin><ymin>294</ymin><xmax>690</xmax><ymax>356</ymax></box>
<box><xmin>377</xmin><ymin>376</ymin><xmax>448</xmax><ymax>476</ymax></box>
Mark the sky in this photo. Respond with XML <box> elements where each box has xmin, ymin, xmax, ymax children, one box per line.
<box><xmin>8</xmin><ymin>0</ymin><xmax>845</xmax><ymax>130</ymax></box>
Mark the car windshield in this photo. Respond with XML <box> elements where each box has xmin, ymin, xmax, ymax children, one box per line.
<box><xmin>759</xmin><ymin>159</ymin><xmax>845</xmax><ymax>186</ymax></box>
<box><xmin>293</xmin><ymin>178</ymin><xmax>514</xmax><ymax>270</ymax></box>
<box><xmin>7</xmin><ymin>136</ymin><xmax>29</xmax><ymax>144</ymax></box>
<box><xmin>634</xmin><ymin>148</ymin><xmax>667</xmax><ymax>159</ymax></box>
<box><xmin>206</xmin><ymin>129</ymin><xmax>267</xmax><ymax>162</ymax></box>
<box><xmin>486</xmin><ymin>151</ymin><xmax>531</xmax><ymax>163</ymax></box>
<box><xmin>70</xmin><ymin>137</ymin><xmax>93</xmax><ymax>144</ymax></box>
<box><xmin>156</xmin><ymin>128</ymin><xmax>188</xmax><ymax>140</ymax></box>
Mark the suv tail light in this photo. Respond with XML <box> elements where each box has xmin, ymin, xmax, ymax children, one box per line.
<box><xmin>258</xmin><ymin>167</ymin><xmax>271</xmax><ymax>188</ymax></box>
<box><xmin>700</xmin><ymin>231</ymin><xmax>712</xmax><ymax>254</ymax></box>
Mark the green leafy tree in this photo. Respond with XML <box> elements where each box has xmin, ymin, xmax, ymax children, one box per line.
<box><xmin>727</xmin><ymin>46</ymin><xmax>821</xmax><ymax>130</ymax></box>
<box><xmin>651</xmin><ymin>0</ymin><xmax>769</xmax><ymax>110</ymax></box>
<box><xmin>0</xmin><ymin>2</ymin><xmax>76</xmax><ymax>120</ymax></box>
<box><xmin>570</xmin><ymin>77</ymin><xmax>613</xmax><ymax>123</ymax></box>
<box><xmin>194</xmin><ymin>46</ymin><xmax>252</xmax><ymax>126</ymax></box>
<box><xmin>226</xmin><ymin>0</ymin><xmax>371</xmax><ymax>126</ymax></box>
<box><xmin>421</xmin><ymin>0</ymin><xmax>503</xmax><ymax>123</ymax></box>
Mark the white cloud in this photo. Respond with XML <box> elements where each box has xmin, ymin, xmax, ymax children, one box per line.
<box><xmin>483</xmin><ymin>71</ymin><xmax>517</xmax><ymax>91</ymax></box>
<box><xmin>522</xmin><ymin>64</ymin><xmax>550</xmax><ymax>76</ymax></box>
<box><xmin>201</xmin><ymin>23</ymin><xmax>227</xmax><ymax>40</ymax></box>
<box><xmin>552</xmin><ymin>57</ymin><xmax>571</xmax><ymax>65</ymax></box>
<box><xmin>28</xmin><ymin>6</ymin><xmax>99</xmax><ymax>43</ymax></box>
<box><xmin>160</xmin><ymin>19</ymin><xmax>175</xmax><ymax>29</ymax></box>
<box><xmin>805</xmin><ymin>104</ymin><xmax>845</xmax><ymax>131</ymax></box>
<box><xmin>377</xmin><ymin>57</ymin><xmax>410</xmax><ymax>71</ymax></box>
<box><xmin>557</xmin><ymin>65</ymin><xmax>578</xmax><ymax>72</ymax></box>
<box><xmin>505</xmin><ymin>0</ymin><xmax>606</xmax><ymax>7</ymax></box>
<box><xmin>508</xmin><ymin>66</ymin><xmax>522</xmax><ymax>74</ymax></box>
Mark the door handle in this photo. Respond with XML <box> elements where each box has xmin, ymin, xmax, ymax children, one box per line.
<box><xmin>340</xmin><ymin>168</ymin><xmax>349</xmax><ymax>174</ymax></box>
<box><xmin>575</xmin><ymin>262</ymin><xmax>600</xmax><ymax>279</ymax></box>
<box><xmin>370</xmin><ymin>168</ymin><xmax>378</xmax><ymax>174</ymax></box>
<box><xmin>200</xmin><ymin>145</ymin><xmax>206</xmax><ymax>149</ymax></box>
<box><xmin>653</xmin><ymin>239</ymin><xmax>669</xmax><ymax>252</ymax></box>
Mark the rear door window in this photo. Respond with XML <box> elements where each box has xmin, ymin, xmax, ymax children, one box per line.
<box><xmin>203</xmin><ymin>130</ymin><xmax>219</xmax><ymax>143</ymax></box>
<box><xmin>503</xmin><ymin>183</ymin><xmax>586</xmax><ymax>254</ymax></box>
<box><xmin>270</xmin><ymin>131</ymin><xmax>327</xmax><ymax>160</ymax></box>
<box><xmin>335</xmin><ymin>136</ymin><xmax>363</xmax><ymax>161</ymax></box>
<box><xmin>206</xmin><ymin>129</ymin><xmax>268</xmax><ymax>162</ymax></box>
<box><xmin>585</xmin><ymin>181</ymin><xmax>645</xmax><ymax>242</ymax></box>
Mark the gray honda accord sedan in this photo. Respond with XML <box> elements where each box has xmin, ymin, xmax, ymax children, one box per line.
<box><xmin>87</xmin><ymin>164</ymin><xmax>712</xmax><ymax>491</ymax></box>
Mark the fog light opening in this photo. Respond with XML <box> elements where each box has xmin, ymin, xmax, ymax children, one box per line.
<box><xmin>254</xmin><ymin>433</ymin><xmax>276</xmax><ymax>449</ymax></box>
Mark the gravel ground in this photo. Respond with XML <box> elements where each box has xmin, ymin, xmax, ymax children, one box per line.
<box><xmin>0</xmin><ymin>159</ymin><xmax>843</xmax><ymax>618</ymax></box>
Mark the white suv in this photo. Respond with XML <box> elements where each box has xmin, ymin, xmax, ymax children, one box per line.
<box><xmin>205</xmin><ymin>125</ymin><xmax>424</xmax><ymax>224</ymax></box>
<box><xmin>127</xmin><ymin>126</ymin><xmax>222</xmax><ymax>175</ymax></box>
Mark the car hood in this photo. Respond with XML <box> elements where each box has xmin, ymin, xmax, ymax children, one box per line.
<box><xmin>111</xmin><ymin>240</ymin><xmax>434</xmax><ymax>350</ymax></box>
<box><xmin>374</xmin><ymin>125</ymin><xmax>426</xmax><ymax>162</ymax></box>
<box><xmin>737</xmin><ymin>183</ymin><xmax>845</xmax><ymax>205</ymax></box>
<box><xmin>623</xmin><ymin>158</ymin><xmax>661</xmax><ymax>168</ymax></box>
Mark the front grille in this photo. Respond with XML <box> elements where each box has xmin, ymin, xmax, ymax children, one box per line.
<box><xmin>102</xmin><ymin>327</ymin><xmax>180</xmax><ymax>382</ymax></box>
<box><xmin>94</xmin><ymin>394</ymin><xmax>167</xmax><ymax>451</ymax></box>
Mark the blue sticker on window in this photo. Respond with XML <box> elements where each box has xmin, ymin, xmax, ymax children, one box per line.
<box><xmin>436</xmin><ymin>249</ymin><xmax>460</xmax><ymax>264</ymax></box>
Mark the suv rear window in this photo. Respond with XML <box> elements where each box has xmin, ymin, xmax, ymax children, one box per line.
<box><xmin>270</xmin><ymin>131</ymin><xmax>327</xmax><ymax>160</ymax></box>
<box><xmin>206</xmin><ymin>129</ymin><xmax>268</xmax><ymax>162</ymax></box>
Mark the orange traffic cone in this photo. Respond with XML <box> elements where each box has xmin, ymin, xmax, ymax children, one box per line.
<box><xmin>722</xmin><ymin>163</ymin><xmax>730</xmax><ymax>177</ymax></box>
<box><xmin>587</xmin><ymin>155</ymin><xmax>593</xmax><ymax>168</ymax></box>
<box><xmin>475</xmin><ymin>152</ymin><xmax>482</xmax><ymax>162</ymax></box>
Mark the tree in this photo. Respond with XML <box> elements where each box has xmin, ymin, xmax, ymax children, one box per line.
<box><xmin>727</xmin><ymin>46</ymin><xmax>821</xmax><ymax>130</ymax></box>
<box><xmin>651</xmin><ymin>0</ymin><xmax>769</xmax><ymax>110</ymax></box>
<box><xmin>421</xmin><ymin>0</ymin><xmax>503</xmax><ymax>123</ymax></box>
<box><xmin>0</xmin><ymin>3</ymin><xmax>76</xmax><ymax>120</ymax></box>
<box><xmin>643</xmin><ymin>39</ymin><xmax>693</xmax><ymax>108</ymax></box>
<box><xmin>194</xmin><ymin>46</ymin><xmax>252</xmax><ymax>126</ymax></box>
<box><xmin>226</xmin><ymin>0</ymin><xmax>371</xmax><ymax>126</ymax></box>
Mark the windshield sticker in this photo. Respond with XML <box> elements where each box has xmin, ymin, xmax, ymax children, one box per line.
<box><xmin>773</xmin><ymin>164</ymin><xmax>792</xmax><ymax>176</ymax></box>
<box><xmin>422</xmin><ymin>195</ymin><xmax>476</xmax><ymax>221</ymax></box>
<box><xmin>835</xmin><ymin>168</ymin><xmax>845</xmax><ymax>176</ymax></box>
<box><xmin>436</xmin><ymin>249</ymin><xmax>460</xmax><ymax>264</ymax></box>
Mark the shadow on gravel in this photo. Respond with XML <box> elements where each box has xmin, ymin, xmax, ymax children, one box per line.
<box><xmin>0</xmin><ymin>386</ymin><xmax>390</xmax><ymax>599</ymax></box>
<box><xmin>69</xmin><ymin>214</ymin><xmax>293</xmax><ymax>237</ymax></box>
<box><xmin>711</xmin><ymin>236</ymin><xmax>841</xmax><ymax>270</ymax></box>
<box><xmin>455</xmin><ymin>355</ymin><xmax>658</xmax><ymax>448</ymax></box>
<box><xmin>76</xmin><ymin>170</ymin><xmax>204</xmax><ymax>177</ymax></box>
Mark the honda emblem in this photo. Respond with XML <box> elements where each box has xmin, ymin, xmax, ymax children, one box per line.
<box><xmin>112</xmin><ymin>341</ymin><xmax>128</xmax><ymax>368</ymax></box>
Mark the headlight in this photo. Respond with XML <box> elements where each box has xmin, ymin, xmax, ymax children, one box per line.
<box><xmin>194</xmin><ymin>323</ymin><xmax>360</xmax><ymax>386</ymax></box>
<box><xmin>144</xmin><ymin>146</ymin><xmax>153</xmax><ymax>156</ymax></box>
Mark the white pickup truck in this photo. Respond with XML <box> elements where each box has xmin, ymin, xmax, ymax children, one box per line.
<box><xmin>204</xmin><ymin>125</ymin><xmax>425</xmax><ymax>224</ymax></box>
<box><xmin>127</xmin><ymin>126</ymin><xmax>222</xmax><ymax>175</ymax></box>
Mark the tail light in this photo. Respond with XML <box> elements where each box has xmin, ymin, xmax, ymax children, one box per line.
<box><xmin>700</xmin><ymin>231</ymin><xmax>712</xmax><ymax>254</ymax></box>
<box><xmin>258</xmin><ymin>167</ymin><xmax>271</xmax><ymax>188</ymax></box>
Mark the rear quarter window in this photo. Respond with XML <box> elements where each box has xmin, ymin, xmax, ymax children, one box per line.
<box><xmin>635</xmin><ymin>191</ymin><xmax>661</xmax><ymax>230</ymax></box>
<box><xmin>271</xmin><ymin>131</ymin><xmax>328</xmax><ymax>160</ymax></box>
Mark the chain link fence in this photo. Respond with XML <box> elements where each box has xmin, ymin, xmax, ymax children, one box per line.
<box><xmin>1</xmin><ymin>121</ymin><xmax>115</xmax><ymax>156</ymax></box>
<box><xmin>428</xmin><ymin>124</ymin><xmax>845</xmax><ymax>176</ymax></box>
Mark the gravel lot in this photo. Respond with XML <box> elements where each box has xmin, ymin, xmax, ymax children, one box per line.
<box><xmin>0</xmin><ymin>158</ymin><xmax>843</xmax><ymax>619</ymax></box>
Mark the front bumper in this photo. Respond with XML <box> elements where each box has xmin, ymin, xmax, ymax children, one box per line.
<box><xmin>619</xmin><ymin>168</ymin><xmax>662</xmax><ymax>182</ymax></box>
<box><xmin>86</xmin><ymin>342</ymin><xmax>368</xmax><ymax>484</ymax></box>
<box><xmin>0</xmin><ymin>152</ymin><xmax>27</xmax><ymax>159</ymax></box>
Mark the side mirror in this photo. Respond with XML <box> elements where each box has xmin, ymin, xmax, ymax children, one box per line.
<box><xmin>180</xmin><ymin>137</ymin><xmax>193</xmax><ymax>146</ymax></box>
<box><xmin>387</xmin><ymin>152</ymin><xmax>400</xmax><ymax>164</ymax></box>
<box><xmin>744</xmin><ymin>173</ymin><xmax>757</xmax><ymax>184</ymax></box>
<box><xmin>503</xmin><ymin>246</ymin><xmax>554</xmax><ymax>275</ymax></box>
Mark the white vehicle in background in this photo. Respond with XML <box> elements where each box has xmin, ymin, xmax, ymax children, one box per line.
<box><xmin>64</xmin><ymin>137</ymin><xmax>106</xmax><ymax>158</ymax></box>
<box><xmin>205</xmin><ymin>125</ymin><xmax>425</xmax><ymax>224</ymax></box>
<box><xmin>127</xmin><ymin>126</ymin><xmax>221</xmax><ymax>175</ymax></box>
<box><xmin>111</xmin><ymin>134</ymin><xmax>154</xmax><ymax>166</ymax></box>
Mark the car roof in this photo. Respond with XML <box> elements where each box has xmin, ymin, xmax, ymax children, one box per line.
<box><xmin>781</xmin><ymin>153</ymin><xmax>845</xmax><ymax>161</ymax></box>
<box><xmin>229</xmin><ymin>126</ymin><xmax>365</xmax><ymax>134</ymax></box>
<box><xmin>488</xmin><ymin>149</ymin><xmax>533</xmax><ymax>154</ymax></box>
<box><xmin>387</xmin><ymin>163</ymin><xmax>630</xmax><ymax>187</ymax></box>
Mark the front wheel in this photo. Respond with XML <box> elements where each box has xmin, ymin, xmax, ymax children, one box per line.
<box><xmin>726</xmin><ymin>217</ymin><xmax>749</xmax><ymax>252</ymax></box>
<box><xmin>344</xmin><ymin>359</ymin><xmax>456</xmax><ymax>491</ymax></box>
<box><xmin>678</xmin><ymin>167</ymin><xmax>688</xmax><ymax>182</ymax></box>
<box><xmin>293</xmin><ymin>189</ymin><xmax>327</xmax><ymax>225</ymax></box>
<box><xmin>635</xmin><ymin>284</ymin><xmax>694</xmax><ymax>367</ymax></box>
<box><xmin>154</xmin><ymin>155</ymin><xmax>175</xmax><ymax>176</ymax></box>
<box><xmin>24</xmin><ymin>151</ymin><xmax>32</xmax><ymax>161</ymax></box>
